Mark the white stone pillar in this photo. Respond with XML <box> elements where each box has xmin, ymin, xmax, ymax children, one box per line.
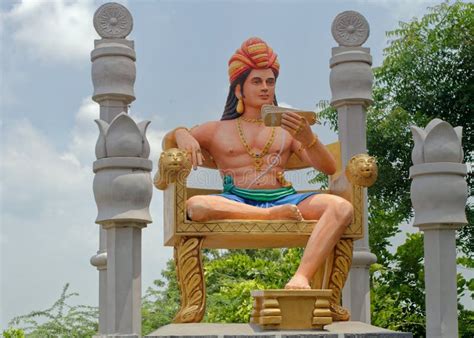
<box><xmin>91</xmin><ymin>3</ymin><xmax>152</xmax><ymax>337</ymax></box>
<box><xmin>90</xmin><ymin>227</ymin><xmax>107</xmax><ymax>335</ymax></box>
<box><xmin>410</xmin><ymin>119</ymin><xmax>467</xmax><ymax>338</ymax></box>
<box><xmin>329</xmin><ymin>11</ymin><xmax>377</xmax><ymax>323</ymax></box>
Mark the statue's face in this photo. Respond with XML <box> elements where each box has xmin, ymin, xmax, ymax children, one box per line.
<box><xmin>239</xmin><ymin>68</ymin><xmax>276</xmax><ymax>110</ymax></box>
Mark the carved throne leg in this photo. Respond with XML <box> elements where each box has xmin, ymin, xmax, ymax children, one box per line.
<box><xmin>328</xmin><ymin>238</ymin><xmax>353</xmax><ymax>321</ymax></box>
<box><xmin>173</xmin><ymin>236</ymin><xmax>206</xmax><ymax>323</ymax></box>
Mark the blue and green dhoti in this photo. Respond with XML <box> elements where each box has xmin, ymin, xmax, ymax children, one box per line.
<box><xmin>215</xmin><ymin>176</ymin><xmax>317</xmax><ymax>208</ymax></box>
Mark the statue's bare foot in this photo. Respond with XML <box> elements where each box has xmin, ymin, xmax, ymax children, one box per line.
<box><xmin>269</xmin><ymin>204</ymin><xmax>303</xmax><ymax>221</ymax></box>
<box><xmin>285</xmin><ymin>274</ymin><xmax>311</xmax><ymax>289</ymax></box>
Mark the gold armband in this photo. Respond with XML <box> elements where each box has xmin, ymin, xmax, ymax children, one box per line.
<box><xmin>299</xmin><ymin>136</ymin><xmax>318</xmax><ymax>152</ymax></box>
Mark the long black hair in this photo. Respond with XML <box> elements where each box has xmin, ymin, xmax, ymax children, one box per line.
<box><xmin>220</xmin><ymin>69</ymin><xmax>278</xmax><ymax>121</ymax></box>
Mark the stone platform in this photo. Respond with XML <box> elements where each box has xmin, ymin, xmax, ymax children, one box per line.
<box><xmin>147</xmin><ymin>321</ymin><xmax>412</xmax><ymax>337</ymax></box>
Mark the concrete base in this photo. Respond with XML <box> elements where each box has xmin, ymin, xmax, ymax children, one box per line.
<box><xmin>147</xmin><ymin>322</ymin><xmax>412</xmax><ymax>337</ymax></box>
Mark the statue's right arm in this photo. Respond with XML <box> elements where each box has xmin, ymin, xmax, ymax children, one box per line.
<box><xmin>169</xmin><ymin>121</ymin><xmax>218</xmax><ymax>169</ymax></box>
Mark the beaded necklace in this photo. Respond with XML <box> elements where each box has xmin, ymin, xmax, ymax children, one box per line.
<box><xmin>237</xmin><ymin>117</ymin><xmax>276</xmax><ymax>171</ymax></box>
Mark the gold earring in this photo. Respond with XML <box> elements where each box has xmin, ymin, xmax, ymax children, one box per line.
<box><xmin>236</xmin><ymin>98</ymin><xmax>244</xmax><ymax>114</ymax></box>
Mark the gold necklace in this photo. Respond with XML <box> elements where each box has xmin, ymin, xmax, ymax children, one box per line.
<box><xmin>240</xmin><ymin>116</ymin><xmax>263</xmax><ymax>124</ymax></box>
<box><xmin>237</xmin><ymin>117</ymin><xmax>276</xmax><ymax>171</ymax></box>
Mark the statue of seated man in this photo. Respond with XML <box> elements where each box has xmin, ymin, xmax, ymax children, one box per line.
<box><xmin>172</xmin><ymin>37</ymin><xmax>353</xmax><ymax>289</ymax></box>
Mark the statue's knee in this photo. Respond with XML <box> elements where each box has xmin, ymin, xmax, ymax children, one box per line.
<box><xmin>186</xmin><ymin>196</ymin><xmax>208</xmax><ymax>221</ymax></box>
<box><xmin>330</xmin><ymin>196</ymin><xmax>353</xmax><ymax>226</ymax></box>
<box><xmin>338</xmin><ymin>199</ymin><xmax>353</xmax><ymax>226</ymax></box>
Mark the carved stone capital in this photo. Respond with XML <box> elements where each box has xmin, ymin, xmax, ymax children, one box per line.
<box><xmin>93</xmin><ymin>169</ymin><xmax>153</xmax><ymax>224</ymax></box>
<box><xmin>94</xmin><ymin>113</ymin><xmax>151</xmax><ymax>160</ymax></box>
<box><xmin>331</xmin><ymin>11</ymin><xmax>369</xmax><ymax>47</ymax></box>
<box><xmin>94</xmin><ymin>2</ymin><xmax>133</xmax><ymax>39</ymax></box>
<box><xmin>410</xmin><ymin>119</ymin><xmax>468</xmax><ymax>227</ymax></box>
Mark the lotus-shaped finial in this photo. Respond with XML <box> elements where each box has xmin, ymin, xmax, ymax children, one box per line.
<box><xmin>410</xmin><ymin>118</ymin><xmax>463</xmax><ymax>165</ymax></box>
<box><xmin>95</xmin><ymin>112</ymin><xmax>150</xmax><ymax>159</ymax></box>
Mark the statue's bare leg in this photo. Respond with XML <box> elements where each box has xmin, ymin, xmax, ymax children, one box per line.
<box><xmin>186</xmin><ymin>195</ymin><xmax>303</xmax><ymax>222</ymax></box>
<box><xmin>285</xmin><ymin>194</ymin><xmax>353</xmax><ymax>289</ymax></box>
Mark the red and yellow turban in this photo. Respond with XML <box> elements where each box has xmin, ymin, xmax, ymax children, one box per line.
<box><xmin>228</xmin><ymin>37</ymin><xmax>280</xmax><ymax>83</ymax></box>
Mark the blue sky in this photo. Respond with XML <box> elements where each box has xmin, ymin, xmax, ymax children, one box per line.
<box><xmin>2</xmin><ymin>0</ymin><xmax>469</xmax><ymax>331</ymax></box>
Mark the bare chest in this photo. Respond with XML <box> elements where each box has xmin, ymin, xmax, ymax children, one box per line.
<box><xmin>207</xmin><ymin>121</ymin><xmax>292</xmax><ymax>166</ymax></box>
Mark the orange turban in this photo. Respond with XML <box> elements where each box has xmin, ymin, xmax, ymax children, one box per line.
<box><xmin>228</xmin><ymin>37</ymin><xmax>280</xmax><ymax>83</ymax></box>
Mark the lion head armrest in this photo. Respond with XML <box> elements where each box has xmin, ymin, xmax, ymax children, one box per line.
<box><xmin>329</xmin><ymin>153</ymin><xmax>378</xmax><ymax>202</ymax></box>
<box><xmin>346</xmin><ymin>154</ymin><xmax>378</xmax><ymax>188</ymax></box>
<box><xmin>154</xmin><ymin>148</ymin><xmax>192</xmax><ymax>190</ymax></box>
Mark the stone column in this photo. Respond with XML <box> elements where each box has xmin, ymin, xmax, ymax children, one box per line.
<box><xmin>90</xmin><ymin>227</ymin><xmax>107</xmax><ymax>335</ymax></box>
<box><xmin>329</xmin><ymin>11</ymin><xmax>377</xmax><ymax>323</ymax></box>
<box><xmin>91</xmin><ymin>3</ymin><xmax>152</xmax><ymax>337</ymax></box>
<box><xmin>410</xmin><ymin>119</ymin><xmax>467</xmax><ymax>338</ymax></box>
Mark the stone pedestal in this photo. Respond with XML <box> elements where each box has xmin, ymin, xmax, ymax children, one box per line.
<box><xmin>409</xmin><ymin>119</ymin><xmax>467</xmax><ymax>338</ymax></box>
<box><xmin>250</xmin><ymin>290</ymin><xmax>333</xmax><ymax>330</ymax></box>
<box><xmin>329</xmin><ymin>11</ymin><xmax>376</xmax><ymax>323</ymax></box>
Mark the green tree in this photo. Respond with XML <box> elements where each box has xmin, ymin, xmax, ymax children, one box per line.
<box><xmin>204</xmin><ymin>249</ymin><xmax>302</xmax><ymax>323</ymax></box>
<box><xmin>2</xmin><ymin>328</ymin><xmax>25</xmax><ymax>338</ymax></box>
<box><xmin>370</xmin><ymin>233</ymin><xmax>426</xmax><ymax>336</ymax></box>
<box><xmin>374</xmin><ymin>0</ymin><xmax>473</xmax><ymax>259</ymax></box>
<box><xmin>142</xmin><ymin>260</ymin><xmax>180</xmax><ymax>335</ymax></box>
<box><xmin>319</xmin><ymin>1</ymin><xmax>473</xmax><ymax>336</ymax></box>
<box><xmin>6</xmin><ymin>284</ymin><xmax>98</xmax><ymax>338</ymax></box>
<box><xmin>141</xmin><ymin>248</ymin><xmax>303</xmax><ymax>335</ymax></box>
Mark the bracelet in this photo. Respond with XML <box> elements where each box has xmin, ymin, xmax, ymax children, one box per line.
<box><xmin>299</xmin><ymin>136</ymin><xmax>318</xmax><ymax>152</ymax></box>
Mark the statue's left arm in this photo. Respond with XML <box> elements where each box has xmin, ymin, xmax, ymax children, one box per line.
<box><xmin>281</xmin><ymin>112</ymin><xmax>336</xmax><ymax>175</ymax></box>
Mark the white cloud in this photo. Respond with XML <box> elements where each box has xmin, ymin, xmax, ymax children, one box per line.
<box><xmin>1</xmin><ymin>117</ymin><xmax>97</xmax><ymax>328</ymax></box>
<box><xmin>2</xmin><ymin>118</ymin><xmax>91</xmax><ymax>209</ymax></box>
<box><xmin>0</xmin><ymin>98</ymin><xmax>170</xmax><ymax>329</ymax></box>
<box><xmin>64</xmin><ymin>97</ymin><xmax>100</xmax><ymax>167</ymax></box>
<box><xmin>4</xmin><ymin>0</ymin><xmax>98</xmax><ymax>64</ymax></box>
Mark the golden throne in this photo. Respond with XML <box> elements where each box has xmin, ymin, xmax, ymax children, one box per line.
<box><xmin>154</xmin><ymin>132</ymin><xmax>377</xmax><ymax>327</ymax></box>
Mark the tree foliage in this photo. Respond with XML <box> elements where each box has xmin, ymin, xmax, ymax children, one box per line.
<box><xmin>376</xmin><ymin>0</ymin><xmax>473</xmax><ymax>258</ymax></box>
<box><xmin>319</xmin><ymin>1</ymin><xmax>473</xmax><ymax>336</ymax></box>
<box><xmin>320</xmin><ymin>0</ymin><xmax>473</xmax><ymax>263</ymax></box>
<box><xmin>204</xmin><ymin>249</ymin><xmax>302</xmax><ymax>322</ymax></box>
<box><xmin>5</xmin><ymin>284</ymin><xmax>98</xmax><ymax>338</ymax></box>
<box><xmin>141</xmin><ymin>248</ymin><xmax>303</xmax><ymax>335</ymax></box>
<box><xmin>141</xmin><ymin>259</ymin><xmax>180</xmax><ymax>335</ymax></box>
<box><xmin>370</xmin><ymin>233</ymin><xmax>426</xmax><ymax>336</ymax></box>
